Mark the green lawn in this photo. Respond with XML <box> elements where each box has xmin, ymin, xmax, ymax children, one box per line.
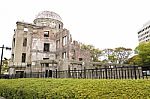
<box><xmin>0</xmin><ymin>78</ymin><xmax>150</xmax><ymax>99</ymax></box>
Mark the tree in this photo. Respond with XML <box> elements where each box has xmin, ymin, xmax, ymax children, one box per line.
<box><xmin>135</xmin><ymin>42</ymin><xmax>150</xmax><ymax>65</ymax></box>
<box><xmin>1</xmin><ymin>58</ymin><xmax>9</xmax><ymax>74</ymax></box>
<box><xmin>102</xmin><ymin>47</ymin><xmax>132</xmax><ymax>64</ymax></box>
<box><xmin>81</xmin><ymin>44</ymin><xmax>102</xmax><ymax>62</ymax></box>
<box><xmin>102</xmin><ymin>48</ymin><xmax>116</xmax><ymax>63</ymax></box>
<box><xmin>126</xmin><ymin>55</ymin><xmax>142</xmax><ymax>66</ymax></box>
<box><xmin>114</xmin><ymin>47</ymin><xmax>132</xmax><ymax>64</ymax></box>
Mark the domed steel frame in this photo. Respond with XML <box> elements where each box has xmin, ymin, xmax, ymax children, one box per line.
<box><xmin>35</xmin><ymin>11</ymin><xmax>62</xmax><ymax>22</ymax></box>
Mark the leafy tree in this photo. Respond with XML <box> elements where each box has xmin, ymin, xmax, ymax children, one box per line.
<box><xmin>1</xmin><ymin>58</ymin><xmax>9</xmax><ymax>74</ymax></box>
<box><xmin>135</xmin><ymin>42</ymin><xmax>150</xmax><ymax>65</ymax></box>
<box><xmin>102</xmin><ymin>47</ymin><xmax>132</xmax><ymax>64</ymax></box>
<box><xmin>125</xmin><ymin>55</ymin><xmax>142</xmax><ymax>66</ymax></box>
<box><xmin>102</xmin><ymin>48</ymin><xmax>116</xmax><ymax>63</ymax></box>
<box><xmin>81</xmin><ymin>44</ymin><xmax>102</xmax><ymax>62</ymax></box>
<box><xmin>114</xmin><ymin>47</ymin><xmax>132</xmax><ymax>64</ymax></box>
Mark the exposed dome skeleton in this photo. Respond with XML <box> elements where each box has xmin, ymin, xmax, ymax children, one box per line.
<box><xmin>35</xmin><ymin>11</ymin><xmax>62</xmax><ymax>22</ymax></box>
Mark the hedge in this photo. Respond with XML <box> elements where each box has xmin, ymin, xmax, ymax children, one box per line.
<box><xmin>0</xmin><ymin>79</ymin><xmax>150</xmax><ymax>99</ymax></box>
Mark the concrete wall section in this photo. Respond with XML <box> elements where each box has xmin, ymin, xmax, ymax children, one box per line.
<box><xmin>31</xmin><ymin>52</ymin><xmax>55</xmax><ymax>61</ymax></box>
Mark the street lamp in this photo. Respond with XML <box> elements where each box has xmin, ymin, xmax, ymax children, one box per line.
<box><xmin>0</xmin><ymin>44</ymin><xmax>11</xmax><ymax>78</ymax></box>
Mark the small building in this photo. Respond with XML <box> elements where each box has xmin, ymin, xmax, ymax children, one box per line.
<box><xmin>9</xmin><ymin>11</ymin><xmax>91</xmax><ymax>77</ymax></box>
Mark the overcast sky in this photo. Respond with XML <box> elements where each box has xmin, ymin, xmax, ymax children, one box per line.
<box><xmin>0</xmin><ymin>0</ymin><xmax>150</xmax><ymax>58</ymax></box>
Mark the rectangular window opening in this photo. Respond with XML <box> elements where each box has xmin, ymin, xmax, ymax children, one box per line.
<box><xmin>24</xmin><ymin>28</ymin><xmax>28</xmax><ymax>32</ymax></box>
<box><xmin>59</xmin><ymin>24</ymin><xmax>61</xmax><ymax>29</ymax></box>
<box><xmin>62</xmin><ymin>52</ymin><xmax>67</xmax><ymax>59</ymax></box>
<box><xmin>43</xmin><ymin>58</ymin><xmax>49</xmax><ymax>60</ymax></box>
<box><xmin>62</xmin><ymin>36</ymin><xmax>67</xmax><ymax>46</ymax></box>
<box><xmin>79</xmin><ymin>58</ymin><xmax>83</xmax><ymax>61</ymax></box>
<box><xmin>44</xmin><ymin>43</ymin><xmax>50</xmax><ymax>52</ymax></box>
<box><xmin>23</xmin><ymin>38</ymin><xmax>27</xmax><ymax>46</ymax></box>
<box><xmin>22</xmin><ymin>53</ymin><xmax>26</xmax><ymax>62</ymax></box>
<box><xmin>13</xmin><ymin>38</ymin><xmax>15</xmax><ymax>47</ymax></box>
<box><xmin>45</xmin><ymin>63</ymin><xmax>49</xmax><ymax>67</ymax></box>
<box><xmin>56</xmin><ymin>39</ymin><xmax>60</xmax><ymax>49</ymax></box>
<box><xmin>12</xmin><ymin>54</ymin><xmax>14</xmax><ymax>61</ymax></box>
<box><xmin>44</xmin><ymin>31</ymin><xmax>49</xmax><ymax>37</ymax></box>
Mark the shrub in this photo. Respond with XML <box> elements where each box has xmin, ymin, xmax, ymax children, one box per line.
<box><xmin>0</xmin><ymin>79</ymin><xmax>149</xmax><ymax>98</ymax></box>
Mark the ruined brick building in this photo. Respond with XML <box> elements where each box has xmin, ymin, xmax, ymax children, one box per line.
<box><xmin>9</xmin><ymin>11</ymin><xmax>91</xmax><ymax>77</ymax></box>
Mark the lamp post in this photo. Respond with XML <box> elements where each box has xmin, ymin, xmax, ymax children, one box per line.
<box><xmin>0</xmin><ymin>44</ymin><xmax>11</xmax><ymax>78</ymax></box>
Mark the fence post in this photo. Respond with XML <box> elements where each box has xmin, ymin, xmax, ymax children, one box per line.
<box><xmin>68</xmin><ymin>66</ymin><xmax>71</xmax><ymax>78</ymax></box>
<box><xmin>56</xmin><ymin>69</ymin><xmax>57</xmax><ymax>78</ymax></box>
<box><xmin>133</xmin><ymin>66</ymin><xmax>137</xmax><ymax>79</ymax></box>
<box><xmin>24</xmin><ymin>72</ymin><xmax>26</xmax><ymax>78</ymax></box>
<box><xmin>115</xmin><ymin>66</ymin><xmax>118</xmax><ymax>79</ymax></box>
<box><xmin>118</xmin><ymin>68</ymin><xmax>121</xmax><ymax>79</ymax></box>
<box><xmin>127</xmin><ymin>66</ymin><xmax>130</xmax><ymax>79</ymax></box>
<box><xmin>105</xmin><ymin>66</ymin><xmax>108</xmax><ymax>79</ymax></box>
<box><xmin>80</xmin><ymin>64</ymin><xmax>82</xmax><ymax>78</ymax></box>
<box><xmin>138</xmin><ymin>66</ymin><xmax>142</xmax><ymax>79</ymax></box>
<box><xmin>110</xmin><ymin>68</ymin><xmax>113</xmax><ymax>79</ymax></box>
<box><xmin>30</xmin><ymin>65</ymin><xmax>32</xmax><ymax>78</ymax></box>
<box><xmin>37</xmin><ymin>72</ymin><xmax>39</xmax><ymax>78</ymax></box>
<box><xmin>121</xmin><ymin>66</ymin><xmax>124</xmax><ymax>79</ymax></box>
<box><xmin>78</xmin><ymin>69</ymin><xmax>80</xmax><ymax>78</ymax></box>
<box><xmin>108</xmin><ymin>68</ymin><xmax>110</xmax><ymax>79</ymax></box>
<box><xmin>74</xmin><ymin>68</ymin><xmax>77</xmax><ymax>78</ymax></box>
<box><xmin>145</xmin><ymin>70</ymin><xmax>148</xmax><ymax>79</ymax></box>
<box><xmin>95</xmin><ymin>68</ymin><xmax>98</xmax><ymax>79</ymax></box>
<box><xmin>124</xmin><ymin>67</ymin><xmax>126</xmax><ymax>79</ymax></box>
<box><xmin>84</xmin><ymin>67</ymin><xmax>86</xmax><ymax>78</ymax></box>
<box><xmin>91</xmin><ymin>69</ymin><xmax>94</xmax><ymax>79</ymax></box>
<box><xmin>130</xmin><ymin>66</ymin><xmax>133</xmax><ymax>79</ymax></box>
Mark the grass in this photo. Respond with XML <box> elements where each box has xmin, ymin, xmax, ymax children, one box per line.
<box><xmin>0</xmin><ymin>78</ymin><xmax>149</xmax><ymax>99</ymax></box>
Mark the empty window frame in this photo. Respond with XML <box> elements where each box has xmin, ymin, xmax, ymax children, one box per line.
<box><xmin>79</xmin><ymin>58</ymin><xmax>83</xmax><ymax>61</ymax></box>
<box><xmin>56</xmin><ymin>54</ymin><xmax>58</xmax><ymax>59</ymax></box>
<box><xmin>24</xmin><ymin>28</ymin><xmax>28</xmax><ymax>32</ymax></box>
<box><xmin>59</xmin><ymin>24</ymin><xmax>61</xmax><ymax>29</ymax></box>
<box><xmin>44</xmin><ymin>31</ymin><xmax>49</xmax><ymax>37</ymax></box>
<box><xmin>62</xmin><ymin>36</ymin><xmax>67</xmax><ymax>46</ymax></box>
<box><xmin>72</xmin><ymin>50</ymin><xmax>75</xmax><ymax>59</ymax></box>
<box><xmin>62</xmin><ymin>52</ymin><xmax>67</xmax><ymax>59</ymax></box>
<box><xmin>12</xmin><ymin>54</ymin><xmax>14</xmax><ymax>61</ymax></box>
<box><xmin>44</xmin><ymin>43</ymin><xmax>50</xmax><ymax>52</ymax></box>
<box><xmin>56</xmin><ymin>39</ymin><xmax>60</xmax><ymax>49</ymax></box>
<box><xmin>13</xmin><ymin>38</ymin><xmax>15</xmax><ymax>47</ymax></box>
<box><xmin>23</xmin><ymin>38</ymin><xmax>27</xmax><ymax>46</ymax></box>
<box><xmin>22</xmin><ymin>53</ymin><xmax>26</xmax><ymax>62</ymax></box>
<box><xmin>43</xmin><ymin>58</ymin><xmax>49</xmax><ymax>60</ymax></box>
<box><xmin>45</xmin><ymin>63</ymin><xmax>49</xmax><ymax>67</ymax></box>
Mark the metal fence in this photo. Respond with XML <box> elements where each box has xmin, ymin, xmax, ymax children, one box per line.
<box><xmin>8</xmin><ymin>65</ymin><xmax>150</xmax><ymax>79</ymax></box>
<box><xmin>53</xmin><ymin>66</ymin><xmax>146</xmax><ymax>79</ymax></box>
